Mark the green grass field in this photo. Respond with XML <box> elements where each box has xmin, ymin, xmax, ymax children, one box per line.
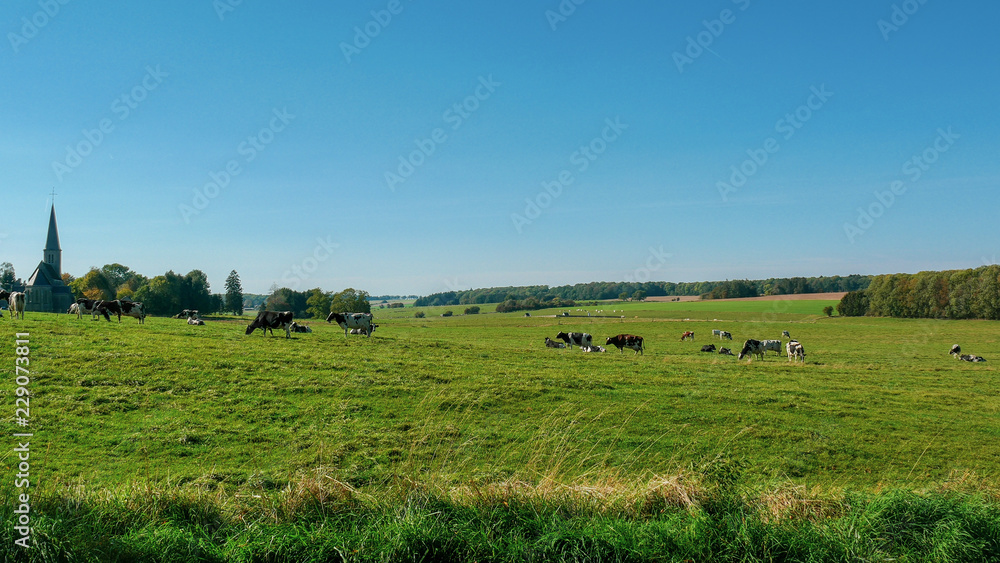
<box><xmin>2</xmin><ymin>301</ymin><xmax>999</xmax><ymax>561</ymax></box>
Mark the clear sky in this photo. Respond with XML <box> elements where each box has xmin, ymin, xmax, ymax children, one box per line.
<box><xmin>2</xmin><ymin>1</ymin><xmax>998</xmax><ymax>296</ymax></box>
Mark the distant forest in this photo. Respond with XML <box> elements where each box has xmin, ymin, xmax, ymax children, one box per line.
<box><xmin>837</xmin><ymin>266</ymin><xmax>1000</xmax><ymax>320</ymax></box>
<box><xmin>414</xmin><ymin>275</ymin><xmax>873</xmax><ymax>307</ymax></box>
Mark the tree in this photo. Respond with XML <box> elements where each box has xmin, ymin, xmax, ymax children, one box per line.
<box><xmin>101</xmin><ymin>263</ymin><xmax>137</xmax><ymax>293</ymax></box>
<box><xmin>837</xmin><ymin>290</ymin><xmax>869</xmax><ymax>317</ymax></box>
<box><xmin>619</xmin><ymin>292</ymin><xmax>629</xmax><ymax>301</ymax></box>
<box><xmin>632</xmin><ymin>290</ymin><xmax>647</xmax><ymax>302</ymax></box>
<box><xmin>224</xmin><ymin>270</ymin><xmax>244</xmax><ymax>316</ymax></box>
<box><xmin>823</xmin><ymin>306</ymin><xmax>834</xmax><ymax>317</ymax></box>
<box><xmin>329</xmin><ymin>288</ymin><xmax>371</xmax><ymax>314</ymax></box>
<box><xmin>305</xmin><ymin>288</ymin><xmax>332</xmax><ymax>319</ymax></box>
<box><xmin>0</xmin><ymin>262</ymin><xmax>16</xmax><ymax>288</ymax></box>
<box><xmin>70</xmin><ymin>268</ymin><xmax>115</xmax><ymax>301</ymax></box>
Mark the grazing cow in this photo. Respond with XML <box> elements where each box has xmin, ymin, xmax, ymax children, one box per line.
<box><xmin>949</xmin><ymin>344</ymin><xmax>962</xmax><ymax>356</ymax></box>
<box><xmin>246</xmin><ymin>311</ymin><xmax>294</xmax><ymax>338</ymax></box>
<box><xmin>782</xmin><ymin>330</ymin><xmax>791</xmax><ymax>338</ymax></box>
<box><xmin>120</xmin><ymin>301</ymin><xmax>147</xmax><ymax>324</ymax></box>
<box><xmin>680</xmin><ymin>331</ymin><xmax>695</xmax><ymax>341</ymax></box>
<box><xmin>555</xmin><ymin>331</ymin><xmax>592</xmax><ymax>349</ymax></box>
<box><xmin>700</xmin><ymin>344</ymin><xmax>717</xmax><ymax>353</ymax></box>
<box><xmin>581</xmin><ymin>345</ymin><xmax>606</xmax><ymax>352</ymax></box>
<box><xmin>720</xmin><ymin>331</ymin><xmax>732</xmax><ymax>340</ymax></box>
<box><xmin>762</xmin><ymin>340</ymin><xmax>783</xmax><ymax>356</ymax></box>
<box><xmin>94</xmin><ymin>300</ymin><xmax>122</xmax><ymax>322</ymax></box>
<box><xmin>738</xmin><ymin>339</ymin><xmax>766</xmax><ymax>361</ymax></box>
<box><xmin>545</xmin><ymin>337</ymin><xmax>566</xmax><ymax>348</ymax></box>
<box><xmin>718</xmin><ymin>347</ymin><xmax>735</xmax><ymax>356</ymax></box>
<box><xmin>786</xmin><ymin>340</ymin><xmax>805</xmax><ymax>362</ymax></box>
<box><xmin>326</xmin><ymin>312</ymin><xmax>375</xmax><ymax>337</ymax></box>
<box><xmin>0</xmin><ymin>290</ymin><xmax>26</xmax><ymax>320</ymax></box>
<box><xmin>290</xmin><ymin>322</ymin><xmax>313</xmax><ymax>333</ymax></box>
<box><xmin>605</xmin><ymin>334</ymin><xmax>644</xmax><ymax>355</ymax></box>
<box><xmin>187</xmin><ymin>317</ymin><xmax>205</xmax><ymax>326</ymax></box>
<box><xmin>712</xmin><ymin>329</ymin><xmax>722</xmax><ymax>338</ymax></box>
<box><xmin>71</xmin><ymin>298</ymin><xmax>101</xmax><ymax>319</ymax></box>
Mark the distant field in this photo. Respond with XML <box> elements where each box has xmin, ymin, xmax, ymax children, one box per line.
<box><xmin>2</xmin><ymin>302</ymin><xmax>998</xmax><ymax>559</ymax></box>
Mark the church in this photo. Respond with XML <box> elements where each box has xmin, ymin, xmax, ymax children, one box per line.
<box><xmin>23</xmin><ymin>204</ymin><xmax>75</xmax><ymax>313</ymax></box>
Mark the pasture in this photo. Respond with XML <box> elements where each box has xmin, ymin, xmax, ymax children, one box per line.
<box><xmin>2</xmin><ymin>301</ymin><xmax>999</xmax><ymax>560</ymax></box>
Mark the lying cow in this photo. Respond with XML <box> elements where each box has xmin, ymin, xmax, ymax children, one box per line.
<box><xmin>545</xmin><ymin>337</ymin><xmax>566</xmax><ymax>348</ymax></box>
<box><xmin>605</xmin><ymin>334</ymin><xmax>644</xmax><ymax>355</ymax></box>
<box><xmin>958</xmin><ymin>355</ymin><xmax>987</xmax><ymax>363</ymax></box>
<box><xmin>174</xmin><ymin>309</ymin><xmax>200</xmax><ymax>319</ymax></box>
<box><xmin>187</xmin><ymin>317</ymin><xmax>205</xmax><ymax>326</ymax></box>
<box><xmin>718</xmin><ymin>347</ymin><xmax>735</xmax><ymax>356</ymax></box>
<box><xmin>738</xmin><ymin>339</ymin><xmax>765</xmax><ymax>361</ymax></box>
<box><xmin>786</xmin><ymin>340</ymin><xmax>805</xmax><ymax>362</ymax></box>
<box><xmin>326</xmin><ymin>312</ymin><xmax>375</xmax><ymax>337</ymax></box>
<box><xmin>555</xmin><ymin>331</ymin><xmax>592</xmax><ymax>349</ymax></box>
<box><xmin>700</xmin><ymin>344</ymin><xmax>717</xmax><ymax>353</ymax></box>
<box><xmin>246</xmin><ymin>311</ymin><xmax>294</xmax><ymax>338</ymax></box>
<box><xmin>290</xmin><ymin>322</ymin><xmax>313</xmax><ymax>333</ymax></box>
<box><xmin>581</xmin><ymin>345</ymin><xmax>606</xmax><ymax>352</ymax></box>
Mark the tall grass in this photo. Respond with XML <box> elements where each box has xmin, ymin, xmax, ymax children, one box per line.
<box><xmin>3</xmin><ymin>469</ymin><xmax>999</xmax><ymax>562</ymax></box>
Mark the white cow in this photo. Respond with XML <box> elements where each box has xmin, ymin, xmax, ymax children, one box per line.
<box><xmin>0</xmin><ymin>290</ymin><xmax>26</xmax><ymax>320</ymax></box>
<box><xmin>786</xmin><ymin>340</ymin><xmax>805</xmax><ymax>362</ymax></box>
<box><xmin>762</xmin><ymin>340</ymin><xmax>783</xmax><ymax>356</ymax></box>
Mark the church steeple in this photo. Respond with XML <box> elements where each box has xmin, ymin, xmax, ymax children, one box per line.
<box><xmin>43</xmin><ymin>204</ymin><xmax>61</xmax><ymax>276</ymax></box>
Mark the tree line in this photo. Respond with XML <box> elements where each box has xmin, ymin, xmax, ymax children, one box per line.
<box><xmin>414</xmin><ymin>275</ymin><xmax>872</xmax><ymax>307</ymax></box>
<box><xmin>3</xmin><ymin>261</ymin><xmax>374</xmax><ymax>320</ymax></box>
<box><xmin>837</xmin><ymin>266</ymin><xmax>1000</xmax><ymax>320</ymax></box>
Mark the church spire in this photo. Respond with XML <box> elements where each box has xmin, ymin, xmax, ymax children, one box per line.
<box><xmin>43</xmin><ymin>204</ymin><xmax>61</xmax><ymax>275</ymax></box>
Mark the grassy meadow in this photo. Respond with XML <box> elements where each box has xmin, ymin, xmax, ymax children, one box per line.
<box><xmin>2</xmin><ymin>299</ymin><xmax>1000</xmax><ymax>561</ymax></box>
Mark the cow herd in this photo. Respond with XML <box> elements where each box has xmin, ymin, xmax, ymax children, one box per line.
<box><xmin>544</xmin><ymin>331</ymin><xmax>645</xmax><ymax>355</ymax></box>
<box><xmin>0</xmin><ymin>295</ymin><xmax>993</xmax><ymax>367</ymax></box>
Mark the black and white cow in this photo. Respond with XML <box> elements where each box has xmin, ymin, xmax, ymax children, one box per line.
<box><xmin>187</xmin><ymin>317</ymin><xmax>205</xmax><ymax>326</ymax></box>
<box><xmin>246</xmin><ymin>311</ymin><xmax>294</xmax><ymax>338</ymax></box>
<box><xmin>700</xmin><ymin>344</ymin><xmax>717</xmax><ymax>353</ymax></box>
<box><xmin>786</xmin><ymin>340</ymin><xmax>805</xmax><ymax>362</ymax></box>
<box><xmin>605</xmin><ymin>334</ymin><xmax>644</xmax><ymax>355</ymax></box>
<box><xmin>545</xmin><ymin>337</ymin><xmax>566</xmax><ymax>348</ymax></box>
<box><xmin>949</xmin><ymin>344</ymin><xmax>962</xmax><ymax>356</ymax></box>
<box><xmin>718</xmin><ymin>347</ymin><xmax>735</xmax><ymax>356</ymax></box>
<box><xmin>720</xmin><ymin>331</ymin><xmax>732</xmax><ymax>340</ymax></box>
<box><xmin>712</xmin><ymin>329</ymin><xmax>722</xmax><ymax>338</ymax></box>
<box><xmin>120</xmin><ymin>301</ymin><xmax>147</xmax><ymax>324</ymax></box>
<box><xmin>71</xmin><ymin>298</ymin><xmax>101</xmax><ymax>319</ymax></box>
<box><xmin>0</xmin><ymin>290</ymin><xmax>26</xmax><ymax>320</ymax></box>
<box><xmin>782</xmin><ymin>330</ymin><xmax>791</xmax><ymax>338</ymax></box>
<box><xmin>738</xmin><ymin>339</ymin><xmax>766</xmax><ymax>361</ymax></box>
<box><xmin>555</xmin><ymin>331</ymin><xmax>592</xmax><ymax>349</ymax></box>
<box><xmin>349</xmin><ymin>325</ymin><xmax>378</xmax><ymax>335</ymax></box>
<box><xmin>958</xmin><ymin>354</ymin><xmax>987</xmax><ymax>363</ymax></box>
<box><xmin>290</xmin><ymin>322</ymin><xmax>313</xmax><ymax>333</ymax></box>
<box><xmin>581</xmin><ymin>345</ymin><xmax>606</xmax><ymax>352</ymax></box>
<box><xmin>762</xmin><ymin>340</ymin><xmax>783</xmax><ymax>356</ymax></box>
<box><xmin>94</xmin><ymin>300</ymin><xmax>122</xmax><ymax>322</ymax></box>
<box><xmin>326</xmin><ymin>312</ymin><xmax>375</xmax><ymax>337</ymax></box>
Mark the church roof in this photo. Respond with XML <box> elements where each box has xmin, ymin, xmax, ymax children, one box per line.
<box><xmin>45</xmin><ymin>204</ymin><xmax>60</xmax><ymax>251</ymax></box>
<box><xmin>26</xmin><ymin>261</ymin><xmax>65</xmax><ymax>288</ymax></box>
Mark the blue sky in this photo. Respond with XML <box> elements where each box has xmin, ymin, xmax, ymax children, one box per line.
<box><xmin>2</xmin><ymin>1</ymin><xmax>997</xmax><ymax>295</ymax></box>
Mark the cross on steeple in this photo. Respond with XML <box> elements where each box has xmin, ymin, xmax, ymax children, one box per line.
<box><xmin>49</xmin><ymin>187</ymin><xmax>57</xmax><ymax>205</ymax></box>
